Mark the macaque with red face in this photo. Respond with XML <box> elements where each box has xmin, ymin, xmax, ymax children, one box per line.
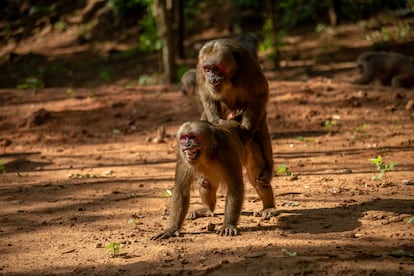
<box><xmin>196</xmin><ymin>38</ymin><xmax>276</xmax><ymax>220</ymax></box>
<box><xmin>151</xmin><ymin>120</ymin><xmax>246</xmax><ymax>240</ymax></box>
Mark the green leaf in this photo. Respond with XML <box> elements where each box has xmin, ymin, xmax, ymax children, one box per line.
<box><xmin>128</xmin><ymin>218</ymin><xmax>139</xmax><ymax>225</ymax></box>
<box><xmin>106</xmin><ymin>242</ymin><xmax>121</xmax><ymax>254</ymax></box>
<box><xmin>162</xmin><ymin>189</ymin><xmax>172</xmax><ymax>198</ymax></box>
<box><xmin>296</xmin><ymin>136</ymin><xmax>305</xmax><ymax>141</ymax></box>
<box><xmin>387</xmin><ymin>162</ymin><xmax>398</xmax><ymax>170</ymax></box>
<box><xmin>390</xmin><ymin>249</ymin><xmax>414</xmax><ymax>258</ymax></box>
<box><xmin>277</xmin><ymin>164</ymin><xmax>287</xmax><ymax>174</ymax></box>
<box><xmin>282</xmin><ymin>248</ymin><xmax>298</xmax><ymax>257</ymax></box>
<box><xmin>370</xmin><ymin>156</ymin><xmax>382</xmax><ymax>165</ymax></box>
<box><xmin>408</xmin><ymin>216</ymin><xmax>414</xmax><ymax>224</ymax></box>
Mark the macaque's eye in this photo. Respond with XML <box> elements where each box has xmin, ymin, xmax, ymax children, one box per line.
<box><xmin>203</xmin><ymin>63</ymin><xmax>224</xmax><ymax>75</ymax></box>
<box><xmin>180</xmin><ymin>134</ymin><xmax>198</xmax><ymax>143</ymax></box>
<box><xmin>212</xmin><ymin>64</ymin><xmax>225</xmax><ymax>75</ymax></box>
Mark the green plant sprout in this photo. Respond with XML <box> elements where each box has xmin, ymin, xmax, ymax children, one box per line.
<box><xmin>324</xmin><ymin>119</ymin><xmax>337</xmax><ymax>129</ymax></box>
<box><xmin>277</xmin><ymin>164</ymin><xmax>293</xmax><ymax>176</ymax></box>
<box><xmin>282</xmin><ymin>248</ymin><xmax>298</xmax><ymax>257</ymax></box>
<box><xmin>296</xmin><ymin>136</ymin><xmax>313</xmax><ymax>143</ymax></box>
<box><xmin>106</xmin><ymin>242</ymin><xmax>121</xmax><ymax>257</ymax></box>
<box><xmin>408</xmin><ymin>216</ymin><xmax>414</xmax><ymax>224</ymax></box>
<box><xmin>128</xmin><ymin>218</ymin><xmax>139</xmax><ymax>225</ymax></box>
<box><xmin>390</xmin><ymin>249</ymin><xmax>414</xmax><ymax>258</ymax></box>
<box><xmin>355</xmin><ymin>123</ymin><xmax>369</xmax><ymax>133</ymax></box>
<box><xmin>99</xmin><ymin>68</ymin><xmax>114</xmax><ymax>81</ymax></box>
<box><xmin>17</xmin><ymin>77</ymin><xmax>44</xmax><ymax>89</ymax></box>
<box><xmin>162</xmin><ymin>189</ymin><xmax>172</xmax><ymax>198</ymax></box>
<box><xmin>0</xmin><ymin>159</ymin><xmax>5</xmax><ymax>174</ymax></box>
<box><xmin>370</xmin><ymin>156</ymin><xmax>398</xmax><ymax>182</ymax></box>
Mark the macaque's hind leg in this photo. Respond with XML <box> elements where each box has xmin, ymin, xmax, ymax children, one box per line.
<box><xmin>245</xmin><ymin>140</ymin><xmax>277</xmax><ymax>220</ymax></box>
<box><xmin>187</xmin><ymin>177</ymin><xmax>217</xmax><ymax>220</ymax></box>
<box><xmin>391</xmin><ymin>72</ymin><xmax>414</xmax><ymax>88</ymax></box>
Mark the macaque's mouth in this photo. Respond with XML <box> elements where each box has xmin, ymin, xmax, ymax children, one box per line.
<box><xmin>183</xmin><ymin>148</ymin><xmax>200</xmax><ymax>161</ymax></box>
<box><xmin>212</xmin><ymin>80</ymin><xmax>222</xmax><ymax>89</ymax></box>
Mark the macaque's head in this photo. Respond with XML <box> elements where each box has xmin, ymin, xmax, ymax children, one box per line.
<box><xmin>177</xmin><ymin>121</ymin><xmax>217</xmax><ymax>164</ymax></box>
<box><xmin>357</xmin><ymin>63</ymin><xmax>364</xmax><ymax>74</ymax></box>
<box><xmin>180</xmin><ymin>69</ymin><xmax>196</xmax><ymax>96</ymax></box>
<box><xmin>198</xmin><ymin>39</ymin><xmax>238</xmax><ymax>92</ymax></box>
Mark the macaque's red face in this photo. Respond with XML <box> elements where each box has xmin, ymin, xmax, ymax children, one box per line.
<box><xmin>179</xmin><ymin>133</ymin><xmax>202</xmax><ymax>161</ymax></box>
<box><xmin>202</xmin><ymin>63</ymin><xmax>226</xmax><ymax>89</ymax></box>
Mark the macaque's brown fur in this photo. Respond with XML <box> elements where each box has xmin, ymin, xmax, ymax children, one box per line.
<box><xmin>151</xmin><ymin>120</ymin><xmax>246</xmax><ymax>240</ymax></box>
<box><xmin>181</xmin><ymin>34</ymin><xmax>260</xmax><ymax>115</ymax></box>
<box><xmin>354</xmin><ymin>51</ymin><xmax>414</xmax><ymax>88</ymax></box>
<box><xmin>235</xmin><ymin>32</ymin><xmax>259</xmax><ymax>60</ymax></box>
<box><xmin>196</xmin><ymin>38</ymin><xmax>276</xmax><ymax>219</ymax></box>
<box><xmin>180</xmin><ymin>69</ymin><xmax>203</xmax><ymax>113</ymax></box>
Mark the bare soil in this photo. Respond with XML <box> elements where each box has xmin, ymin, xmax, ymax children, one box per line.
<box><xmin>1</xmin><ymin>15</ymin><xmax>414</xmax><ymax>276</ymax></box>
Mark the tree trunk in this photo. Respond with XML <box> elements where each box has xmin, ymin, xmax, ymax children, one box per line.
<box><xmin>152</xmin><ymin>0</ymin><xmax>177</xmax><ymax>84</ymax></box>
<box><xmin>328</xmin><ymin>0</ymin><xmax>342</xmax><ymax>26</ymax></box>
<box><xmin>175</xmin><ymin>0</ymin><xmax>184</xmax><ymax>59</ymax></box>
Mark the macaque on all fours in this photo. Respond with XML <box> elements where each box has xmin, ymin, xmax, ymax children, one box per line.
<box><xmin>354</xmin><ymin>51</ymin><xmax>414</xmax><ymax>88</ymax></box>
<box><xmin>196</xmin><ymin>38</ymin><xmax>276</xmax><ymax>220</ymax></box>
<box><xmin>151</xmin><ymin>120</ymin><xmax>246</xmax><ymax>240</ymax></box>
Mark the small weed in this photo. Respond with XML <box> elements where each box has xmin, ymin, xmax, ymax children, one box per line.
<box><xmin>99</xmin><ymin>68</ymin><xmax>114</xmax><ymax>81</ymax></box>
<box><xmin>370</xmin><ymin>156</ymin><xmax>398</xmax><ymax>182</ymax></box>
<box><xmin>106</xmin><ymin>242</ymin><xmax>121</xmax><ymax>257</ymax></box>
<box><xmin>276</xmin><ymin>164</ymin><xmax>293</xmax><ymax>176</ymax></box>
<box><xmin>138</xmin><ymin>74</ymin><xmax>162</xmax><ymax>85</ymax></box>
<box><xmin>408</xmin><ymin>216</ymin><xmax>414</xmax><ymax>224</ymax></box>
<box><xmin>17</xmin><ymin>77</ymin><xmax>44</xmax><ymax>89</ymax></box>
<box><xmin>128</xmin><ymin>218</ymin><xmax>139</xmax><ymax>225</ymax></box>
<box><xmin>0</xmin><ymin>159</ymin><xmax>5</xmax><ymax>174</ymax></box>
<box><xmin>296</xmin><ymin>136</ymin><xmax>313</xmax><ymax>143</ymax></box>
<box><xmin>53</xmin><ymin>21</ymin><xmax>66</xmax><ymax>31</ymax></box>
<box><xmin>355</xmin><ymin>123</ymin><xmax>369</xmax><ymax>133</ymax></box>
<box><xmin>390</xmin><ymin>249</ymin><xmax>414</xmax><ymax>258</ymax></box>
<box><xmin>365</xmin><ymin>24</ymin><xmax>411</xmax><ymax>44</ymax></box>
<box><xmin>162</xmin><ymin>189</ymin><xmax>172</xmax><ymax>198</ymax></box>
<box><xmin>324</xmin><ymin>119</ymin><xmax>337</xmax><ymax>129</ymax></box>
<box><xmin>281</xmin><ymin>248</ymin><xmax>298</xmax><ymax>257</ymax></box>
<box><xmin>351</xmin><ymin>123</ymin><xmax>370</xmax><ymax>140</ymax></box>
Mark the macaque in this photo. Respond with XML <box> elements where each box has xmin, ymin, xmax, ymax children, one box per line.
<box><xmin>151</xmin><ymin>120</ymin><xmax>246</xmax><ymax>240</ymax></box>
<box><xmin>196</xmin><ymin>38</ymin><xmax>276</xmax><ymax>219</ymax></box>
<box><xmin>180</xmin><ymin>69</ymin><xmax>197</xmax><ymax>97</ymax></box>
<box><xmin>235</xmin><ymin>32</ymin><xmax>259</xmax><ymax>60</ymax></box>
<box><xmin>181</xmin><ymin>34</ymin><xmax>259</xmax><ymax>115</ymax></box>
<box><xmin>354</xmin><ymin>51</ymin><xmax>414</xmax><ymax>88</ymax></box>
<box><xmin>180</xmin><ymin>69</ymin><xmax>203</xmax><ymax>113</ymax></box>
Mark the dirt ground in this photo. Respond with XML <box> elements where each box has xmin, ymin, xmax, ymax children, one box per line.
<box><xmin>1</xmin><ymin>14</ymin><xmax>414</xmax><ymax>276</ymax></box>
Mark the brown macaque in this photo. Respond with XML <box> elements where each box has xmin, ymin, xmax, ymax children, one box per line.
<box><xmin>235</xmin><ymin>32</ymin><xmax>259</xmax><ymax>60</ymax></box>
<box><xmin>180</xmin><ymin>69</ymin><xmax>203</xmax><ymax>113</ymax></box>
<box><xmin>180</xmin><ymin>69</ymin><xmax>197</xmax><ymax>96</ymax></box>
<box><xmin>196</xmin><ymin>38</ymin><xmax>276</xmax><ymax>219</ymax></box>
<box><xmin>180</xmin><ymin>69</ymin><xmax>241</xmax><ymax>118</ymax></box>
<box><xmin>182</xmin><ymin>34</ymin><xmax>259</xmax><ymax>116</ymax></box>
<box><xmin>354</xmin><ymin>51</ymin><xmax>414</xmax><ymax>88</ymax></box>
<box><xmin>151</xmin><ymin>120</ymin><xmax>246</xmax><ymax>240</ymax></box>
